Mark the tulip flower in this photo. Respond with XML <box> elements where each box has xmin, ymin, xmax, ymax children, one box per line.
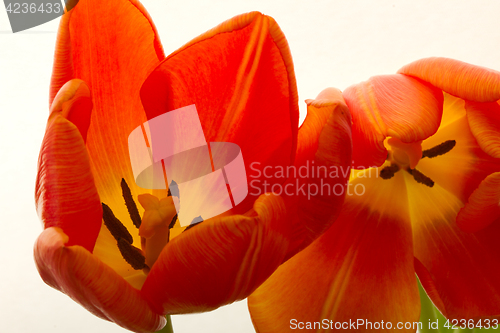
<box><xmin>248</xmin><ymin>58</ymin><xmax>500</xmax><ymax>332</ymax></box>
<box><xmin>33</xmin><ymin>0</ymin><xmax>352</xmax><ymax>332</ymax></box>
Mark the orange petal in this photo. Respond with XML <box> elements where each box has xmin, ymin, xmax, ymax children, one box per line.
<box><xmin>398</xmin><ymin>57</ymin><xmax>500</xmax><ymax>102</ymax></box>
<box><xmin>140</xmin><ymin>12</ymin><xmax>299</xmax><ymax>213</ymax></box>
<box><xmin>35</xmin><ymin>115</ymin><xmax>101</xmax><ymax>252</ymax></box>
<box><xmin>141</xmin><ymin>193</ymin><xmax>290</xmax><ymax>314</ymax></box>
<box><xmin>343</xmin><ymin>74</ymin><xmax>443</xmax><ymax>168</ymax></box>
<box><xmin>456</xmin><ymin>172</ymin><xmax>500</xmax><ymax>233</ymax></box>
<box><xmin>34</xmin><ymin>227</ymin><xmax>166</xmax><ymax>333</ymax></box>
<box><xmin>407</xmin><ymin>170</ymin><xmax>500</xmax><ymax>320</ymax></box>
<box><xmin>285</xmin><ymin>88</ymin><xmax>352</xmax><ymax>256</ymax></box>
<box><xmin>465</xmin><ymin>100</ymin><xmax>500</xmax><ymax>158</ymax></box>
<box><xmin>50</xmin><ymin>0</ymin><xmax>165</xmax><ymax>213</ymax></box>
<box><xmin>249</xmin><ymin>172</ymin><xmax>419</xmax><ymax>332</ymax></box>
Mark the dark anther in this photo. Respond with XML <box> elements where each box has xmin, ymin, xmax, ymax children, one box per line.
<box><xmin>102</xmin><ymin>203</ymin><xmax>133</xmax><ymax>244</ymax></box>
<box><xmin>117</xmin><ymin>238</ymin><xmax>146</xmax><ymax>270</ymax></box>
<box><xmin>422</xmin><ymin>140</ymin><xmax>456</xmax><ymax>159</ymax></box>
<box><xmin>183</xmin><ymin>216</ymin><xmax>204</xmax><ymax>233</ymax></box>
<box><xmin>167</xmin><ymin>180</ymin><xmax>179</xmax><ymax>198</ymax></box>
<box><xmin>406</xmin><ymin>168</ymin><xmax>434</xmax><ymax>188</ymax></box>
<box><xmin>380</xmin><ymin>164</ymin><xmax>400</xmax><ymax>180</ymax></box>
<box><xmin>168</xmin><ymin>214</ymin><xmax>178</xmax><ymax>229</ymax></box>
<box><xmin>121</xmin><ymin>178</ymin><xmax>142</xmax><ymax>229</ymax></box>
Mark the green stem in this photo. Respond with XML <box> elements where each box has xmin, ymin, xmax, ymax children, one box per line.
<box><xmin>156</xmin><ymin>315</ymin><xmax>174</xmax><ymax>333</ymax></box>
<box><xmin>418</xmin><ymin>277</ymin><xmax>447</xmax><ymax>333</ymax></box>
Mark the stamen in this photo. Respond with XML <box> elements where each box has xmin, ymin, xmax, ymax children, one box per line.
<box><xmin>121</xmin><ymin>178</ymin><xmax>142</xmax><ymax>228</ymax></box>
<box><xmin>422</xmin><ymin>140</ymin><xmax>456</xmax><ymax>159</ymax></box>
<box><xmin>167</xmin><ymin>180</ymin><xmax>179</xmax><ymax>197</ymax></box>
<box><xmin>117</xmin><ymin>238</ymin><xmax>147</xmax><ymax>270</ymax></box>
<box><xmin>380</xmin><ymin>164</ymin><xmax>400</xmax><ymax>180</ymax></box>
<box><xmin>183</xmin><ymin>216</ymin><xmax>204</xmax><ymax>233</ymax></box>
<box><xmin>406</xmin><ymin>168</ymin><xmax>434</xmax><ymax>188</ymax></box>
<box><xmin>168</xmin><ymin>214</ymin><xmax>178</xmax><ymax>229</ymax></box>
<box><xmin>102</xmin><ymin>203</ymin><xmax>133</xmax><ymax>244</ymax></box>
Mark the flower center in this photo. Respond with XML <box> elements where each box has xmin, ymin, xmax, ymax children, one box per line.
<box><xmin>387</xmin><ymin>137</ymin><xmax>422</xmax><ymax>169</ymax></box>
<box><xmin>380</xmin><ymin>137</ymin><xmax>456</xmax><ymax>187</ymax></box>
<box><xmin>101</xmin><ymin>179</ymin><xmax>204</xmax><ymax>273</ymax></box>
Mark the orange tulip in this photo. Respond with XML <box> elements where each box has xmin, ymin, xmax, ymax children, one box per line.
<box><xmin>248</xmin><ymin>58</ymin><xmax>500</xmax><ymax>331</ymax></box>
<box><xmin>33</xmin><ymin>0</ymin><xmax>352</xmax><ymax>332</ymax></box>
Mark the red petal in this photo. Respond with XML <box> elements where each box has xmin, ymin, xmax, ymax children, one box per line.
<box><xmin>343</xmin><ymin>74</ymin><xmax>443</xmax><ymax>168</ymax></box>
<box><xmin>49</xmin><ymin>79</ymin><xmax>93</xmax><ymax>142</ymax></box>
<box><xmin>456</xmin><ymin>172</ymin><xmax>500</xmax><ymax>233</ymax></box>
<box><xmin>35</xmin><ymin>115</ymin><xmax>101</xmax><ymax>252</ymax></box>
<box><xmin>50</xmin><ymin>0</ymin><xmax>165</xmax><ymax>212</ymax></box>
<box><xmin>249</xmin><ymin>173</ymin><xmax>419</xmax><ymax>332</ymax></box>
<box><xmin>398</xmin><ymin>57</ymin><xmax>500</xmax><ymax>102</ymax></box>
<box><xmin>465</xmin><ymin>100</ymin><xmax>500</xmax><ymax>159</ymax></box>
<box><xmin>285</xmin><ymin>88</ymin><xmax>352</xmax><ymax>256</ymax></box>
<box><xmin>140</xmin><ymin>12</ymin><xmax>299</xmax><ymax>212</ymax></box>
<box><xmin>34</xmin><ymin>228</ymin><xmax>166</xmax><ymax>333</ymax></box>
<box><xmin>141</xmin><ymin>194</ymin><xmax>290</xmax><ymax>314</ymax></box>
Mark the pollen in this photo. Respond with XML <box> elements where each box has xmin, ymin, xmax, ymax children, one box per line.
<box><xmin>102</xmin><ymin>203</ymin><xmax>133</xmax><ymax>244</ymax></box>
<box><xmin>422</xmin><ymin>140</ymin><xmax>456</xmax><ymax>158</ymax></box>
<box><xmin>121</xmin><ymin>178</ymin><xmax>142</xmax><ymax>228</ymax></box>
<box><xmin>406</xmin><ymin>168</ymin><xmax>434</xmax><ymax>188</ymax></box>
<box><xmin>117</xmin><ymin>238</ymin><xmax>147</xmax><ymax>270</ymax></box>
<box><xmin>380</xmin><ymin>164</ymin><xmax>400</xmax><ymax>180</ymax></box>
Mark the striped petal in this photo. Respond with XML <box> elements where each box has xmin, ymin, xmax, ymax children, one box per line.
<box><xmin>49</xmin><ymin>0</ymin><xmax>166</xmax><ymax>278</ymax></box>
<box><xmin>285</xmin><ymin>88</ymin><xmax>352</xmax><ymax>257</ymax></box>
<box><xmin>249</xmin><ymin>172</ymin><xmax>419</xmax><ymax>332</ymax></box>
<box><xmin>407</xmin><ymin>171</ymin><xmax>500</xmax><ymax>320</ymax></box>
<box><xmin>50</xmin><ymin>0</ymin><xmax>165</xmax><ymax>220</ymax></box>
<box><xmin>398</xmin><ymin>57</ymin><xmax>500</xmax><ymax>102</ymax></box>
<box><xmin>140</xmin><ymin>12</ymin><xmax>299</xmax><ymax>213</ymax></box>
<box><xmin>34</xmin><ymin>228</ymin><xmax>166</xmax><ymax>333</ymax></box>
<box><xmin>48</xmin><ymin>79</ymin><xmax>93</xmax><ymax>142</ymax></box>
<box><xmin>35</xmin><ymin>114</ymin><xmax>101</xmax><ymax>252</ymax></box>
<box><xmin>456</xmin><ymin>172</ymin><xmax>500</xmax><ymax>233</ymax></box>
<box><xmin>465</xmin><ymin>100</ymin><xmax>500</xmax><ymax>158</ymax></box>
<box><xmin>141</xmin><ymin>193</ymin><xmax>290</xmax><ymax>314</ymax></box>
<box><xmin>343</xmin><ymin>74</ymin><xmax>443</xmax><ymax>168</ymax></box>
<box><xmin>416</xmin><ymin>93</ymin><xmax>500</xmax><ymax>205</ymax></box>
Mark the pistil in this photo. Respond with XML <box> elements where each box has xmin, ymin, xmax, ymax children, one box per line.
<box><xmin>137</xmin><ymin>193</ymin><xmax>178</xmax><ymax>269</ymax></box>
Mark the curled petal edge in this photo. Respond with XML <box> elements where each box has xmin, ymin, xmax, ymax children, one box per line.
<box><xmin>465</xmin><ymin>100</ymin><xmax>500</xmax><ymax>159</ymax></box>
<box><xmin>141</xmin><ymin>193</ymin><xmax>290</xmax><ymax>315</ymax></box>
<box><xmin>398</xmin><ymin>57</ymin><xmax>500</xmax><ymax>103</ymax></box>
<box><xmin>35</xmin><ymin>114</ymin><xmax>101</xmax><ymax>252</ymax></box>
<box><xmin>343</xmin><ymin>74</ymin><xmax>443</xmax><ymax>168</ymax></box>
<box><xmin>34</xmin><ymin>227</ymin><xmax>166</xmax><ymax>333</ymax></box>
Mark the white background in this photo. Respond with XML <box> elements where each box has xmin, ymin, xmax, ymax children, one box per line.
<box><xmin>1</xmin><ymin>1</ymin><xmax>500</xmax><ymax>332</ymax></box>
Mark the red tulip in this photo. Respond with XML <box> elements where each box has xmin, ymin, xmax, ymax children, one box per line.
<box><xmin>33</xmin><ymin>1</ymin><xmax>352</xmax><ymax>332</ymax></box>
<box><xmin>249</xmin><ymin>58</ymin><xmax>500</xmax><ymax>331</ymax></box>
